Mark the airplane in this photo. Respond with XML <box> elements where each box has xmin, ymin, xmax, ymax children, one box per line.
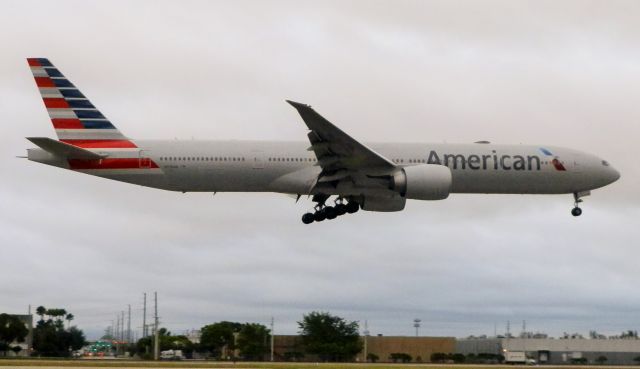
<box><xmin>24</xmin><ymin>58</ymin><xmax>620</xmax><ymax>224</ymax></box>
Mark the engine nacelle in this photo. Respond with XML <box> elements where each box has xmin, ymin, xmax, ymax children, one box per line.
<box><xmin>391</xmin><ymin>164</ymin><xmax>452</xmax><ymax>200</ymax></box>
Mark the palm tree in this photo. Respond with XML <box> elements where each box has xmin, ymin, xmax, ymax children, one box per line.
<box><xmin>35</xmin><ymin>306</ymin><xmax>46</xmax><ymax>322</ymax></box>
<box><xmin>65</xmin><ymin>314</ymin><xmax>74</xmax><ymax>329</ymax></box>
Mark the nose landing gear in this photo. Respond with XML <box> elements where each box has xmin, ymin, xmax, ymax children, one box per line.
<box><xmin>571</xmin><ymin>191</ymin><xmax>590</xmax><ymax>217</ymax></box>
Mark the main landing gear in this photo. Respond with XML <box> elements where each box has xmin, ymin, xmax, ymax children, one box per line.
<box><xmin>301</xmin><ymin>196</ymin><xmax>360</xmax><ymax>224</ymax></box>
<box><xmin>571</xmin><ymin>191</ymin><xmax>590</xmax><ymax>217</ymax></box>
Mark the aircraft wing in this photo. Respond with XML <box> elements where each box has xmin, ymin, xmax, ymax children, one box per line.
<box><xmin>286</xmin><ymin>100</ymin><xmax>396</xmax><ymax>182</ymax></box>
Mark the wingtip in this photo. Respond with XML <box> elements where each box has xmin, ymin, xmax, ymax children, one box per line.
<box><xmin>286</xmin><ymin>100</ymin><xmax>310</xmax><ymax>109</ymax></box>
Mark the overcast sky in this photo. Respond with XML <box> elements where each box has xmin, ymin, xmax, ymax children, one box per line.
<box><xmin>1</xmin><ymin>0</ymin><xmax>639</xmax><ymax>340</ymax></box>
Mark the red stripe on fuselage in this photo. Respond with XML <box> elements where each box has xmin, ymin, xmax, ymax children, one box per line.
<box><xmin>43</xmin><ymin>98</ymin><xmax>70</xmax><ymax>109</ymax></box>
<box><xmin>52</xmin><ymin>119</ymin><xmax>84</xmax><ymax>129</ymax></box>
<box><xmin>552</xmin><ymin>158</ymin><xmax>567</xmax><ymax>171</ymax></box>
<box><xmin>61</xmin><ymin>140</ymin><xmax>138</xmax><ymax>148</ymax></box>
<box><xmin>34</xmin><ymin>77</ymin><xmax>55</xmax><ymax>87</ymax></box>
<box><xmin>68</xmin><ymin>158</ymin><xmax>159</xmax><ymax>170</ymax></box>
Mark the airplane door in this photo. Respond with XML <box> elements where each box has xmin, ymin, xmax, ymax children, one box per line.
<box><xmin>139</xmin><ymin>150</ymin><xmax>151</xmax><ymax>169</ymax></box>
<box><xmin>252</xmin><ymin>151</ymin><xmax>264</xmax><ymax>169</ymax></box>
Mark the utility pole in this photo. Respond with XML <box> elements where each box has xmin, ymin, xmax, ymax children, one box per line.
<box><xmin>121</xmin><ymin>310</ymin><xmax>125</xmax><ymax>355</ymax></box>
<box><xmin>121</xmin><ymin>311</ymin><xmax>125</xmax><ymax>342</ymax></box>
<box><xmin>270</xmin><ymin>317</ymin><xmax>274</xmax><ymax>362</ymax></box>
<box><xmin>154</xmin><ymin>292</ymin><xmax>159</xmax><ymax>361</ymax></box>
<box><xmin>143</xmin><ymin>293</ymin><xmax>147</xmax><ymax>338</ymax></box>
<box><xmin>363</xmin><ymin>320</ymin><xmax>369</xmax><ymax>362</ymax></box>
<box><xmin>116</xmin><ymin>314</ymin><xmax>120</xmax><ymax>339</ymax></box>
<box><xmin>127</xmin><ymin>304</ymin><xmax>131</xmax><ymax>345</ymax></box>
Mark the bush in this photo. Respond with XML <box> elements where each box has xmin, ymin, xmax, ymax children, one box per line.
<box><xmin>283</xmin><ymin>351</ymin><xmax>304</xmax><ymax>362</ymax></box>
<box><xmin>452</xmin><ymin>353</ymin><xmax>466</xmax><ymax>363</ymax></box>
<box><xmin>571</xmin><ymin>357</ymin><xmax>587</xmax><ymax>364</ymax></box>
<box><xmin>389</xmin><ymin>352</ymin><xmax>412</xmax><ymax>363</ymax></box>
<box><xmin>431</xmin><ymin>352</ymin><xmax>448</xmax><ymax>363</ymax></box>
<box><xmin>366</xmin><ymin>353</ymin><xmax>379</xmax><ymax>363</ymax></box>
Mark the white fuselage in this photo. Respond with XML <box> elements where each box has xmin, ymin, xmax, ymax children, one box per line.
<box><xmin>28</xmin><ymin>140</ymin><xmax>620</xmax><ymax>197</ymax></box>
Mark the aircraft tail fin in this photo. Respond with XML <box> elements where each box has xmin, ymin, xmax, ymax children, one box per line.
<box><xmin>27</xmin><ymin>58</ymin><xmax>137</xmax><ymax>149</ymax></box>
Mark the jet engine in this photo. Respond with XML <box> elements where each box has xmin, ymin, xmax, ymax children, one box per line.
<box><xmin>390</xmin><ymin>164</ymin><xmax>452</xmax><ymax>200</ymax></box>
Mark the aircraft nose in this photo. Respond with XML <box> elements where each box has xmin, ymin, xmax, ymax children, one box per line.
<box><xmin>609</xmin><ymin>166</ymin><xmax>621</xmax><ymax>183</ymax></box>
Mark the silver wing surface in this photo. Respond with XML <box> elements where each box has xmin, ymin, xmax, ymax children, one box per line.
<box><xmin>287</xmin><ymin>100</ymin><xmax>405</xmax><ymax>209</ymax></box>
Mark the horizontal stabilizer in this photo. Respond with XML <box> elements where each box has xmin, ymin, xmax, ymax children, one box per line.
<box><xmin>27</xmin><ymin>137</ymin><xmax>105</xmax><ymax>159</ymax></box>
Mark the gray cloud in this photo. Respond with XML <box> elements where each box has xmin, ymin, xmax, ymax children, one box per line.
<box><xmin>0</xmin><ymin>0</ymin><xmax>638</xmax><ymax>339</ymax></box>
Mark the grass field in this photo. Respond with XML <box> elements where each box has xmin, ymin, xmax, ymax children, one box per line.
<box><xmin>0</xmin><ymin>360</ymin><xmax>622</xmax><ymax>369</ymax></box>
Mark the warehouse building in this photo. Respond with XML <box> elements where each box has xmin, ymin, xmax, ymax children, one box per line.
<box><xmin>274</xmin><ymin>335</ymin><xmax>455</xmax><ymax>362</ymax></box>
<box><xmin>457</xmin><ymin>337</ymin><xmax>640</xmax><ymax>365</ymax></box>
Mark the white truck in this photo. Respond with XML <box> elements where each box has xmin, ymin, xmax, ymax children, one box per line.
<box><xmin>160</xmin><ymin>349</ymin><xmax>184</xmax><ymax>360</ymax></box>
<box><xmin>505</xmin><ymin>351</ymin><xmax>536</xmax><ymax>365</ymax></box>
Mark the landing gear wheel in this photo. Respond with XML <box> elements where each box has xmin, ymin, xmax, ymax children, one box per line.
<box><xmin>313</xmin><ymin>209</ymin><xmax>327</xmax><ymax>222</ymax></box>
<box><xmin>324</xmin><ymin>206</ymin><xmax>338</xmax><ymax>220</ymax></box>
<box><xmin>302</xmin><ymin>213</ymin><xmax>315</xmax><ymax>224</ymax></box>
<box><xmin>334</xmin><ymin>204</ymin><xmax>347</xmax><ymax>216</ymax></box>
<box><xmin>346</xmin><ymin>202</ymin><xmax>360</xmax><ymax>214</ymax></box>
<box><xmin>571</xmin><ymin>191</ymin><xmax>589</xmax><ymax>217</ymax></box>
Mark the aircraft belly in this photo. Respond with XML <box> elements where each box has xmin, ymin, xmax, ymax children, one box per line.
<box><xmin>451</xmin><ymin>169</ymin><xmax>580</xmax><ymax>194</ymax></box>
<box><xmin>163</xmin><ymin>165</ymin><xmax>283</xmax><ymax>192</ymax></box>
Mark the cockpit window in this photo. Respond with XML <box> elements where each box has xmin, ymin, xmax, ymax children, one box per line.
<box><xmin>602</xmin><ymin>160</ymin><xmax>610</xmax><ymax>167</ymax></box>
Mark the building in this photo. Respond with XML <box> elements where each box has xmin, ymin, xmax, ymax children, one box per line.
<box><xmin>273</xmin><ymin>335</ymin><xmax>455</xmax><ymax>362</ymax></box>
<box><xmin>359</xmin><ymin>336</ymin><xmax>455</xmax><ymax>362</ymax></box>
<box><xmin>457</xmin><ymin>337</ymin><xmax>640</xmax><ymax>365</ymax></box>
<box><xmin>185</xmin><ymin>329</ymin><xmax>201</xmax><ymax>344</ymax></box>
<box><xmin>1</xmin><ymin>314</ymin><xmax>33</xmax><ymax>357</ymax></box>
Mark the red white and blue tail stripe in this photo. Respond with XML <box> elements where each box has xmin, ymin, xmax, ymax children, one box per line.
<box><xmin>28</xmin><ymin>58</ymin><xmax>160</xmax><ymax>174</ymax></box>
<box><xmin>27</xmin><ymin>58</ymin><xmax>136</xmax><ymax>149</ymax></box>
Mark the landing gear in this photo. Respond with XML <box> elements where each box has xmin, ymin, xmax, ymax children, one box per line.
<box><xmin>301</xmin><ymin>213</ymin><xmax>315</xmax><ymax>224</ymax></box>
<box><xmin>334</xmin><ymin>203</ymin><xmax>348</xmax><ymax>216</ymax></box>
<box><xmin>345</xmin><ymin>201</ymin><xmax>359</xmax><ymax>214</ymax></box>
<box><xmin>301</xmin><ymin>196</ymin><xmax>360</xmax><ymax>224</ymax></box>
<box><xmin>571</xmin><ymin>191</ymin><xmax>589</xmax><ymax>217</ymax></box>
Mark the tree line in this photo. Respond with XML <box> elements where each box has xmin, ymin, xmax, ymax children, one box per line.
<box><xmin>130</xmin><ymin>311</ymin><xmax>361</xmax><ymax>361</ymax></box>
<box><xmin>0</xmin><ymin>306</ymin><xmax>86</xmax><ymax>358</ymax></box>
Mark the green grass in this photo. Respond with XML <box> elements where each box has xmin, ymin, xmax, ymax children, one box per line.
<box><xmin>0</xmin><ymin>360</ymin><xmax>615</xmax><ymax>369</ymax></box>
<box><xmin>0</xmin><ymin>360</ymin><xmax>498</xmax><ymax>369</ymax></box>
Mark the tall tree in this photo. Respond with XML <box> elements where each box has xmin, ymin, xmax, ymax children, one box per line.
<box><xmin>35</xmin><ymin>306</ymin><xmax>46</xmax><ymax>322</ymax></box>
<box><xmin>135</xmin><ymin>328</ymin><xmax>195</xmax><ymax>359</ymax></box>
<box><xmin>237</xmin><ymin>323</ymin><xmax>270</xmax><ymax>361</ymax></box>
<box><xmin>200</xmin><ymin>321</ymin><xmax>242</xmax><ymax>358</ymax></box>
<box><xmin>32</xmin><ymin>308</ymin><xmax>85</xmax><ymax>357</ymax></box>
<box><xmin>65</xmin><ymin>314</ymin><xmax>74</xmax><ymax>329</ymax></box>
<box><xmin>0</xmin><ymin>314</ymin><xmax>28</xmax><ymax>356</ymax></box>
<box><xmin>298</xmin><ymin>311</ymin><xmax>362</xmax><ymax>362</ymax></box>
